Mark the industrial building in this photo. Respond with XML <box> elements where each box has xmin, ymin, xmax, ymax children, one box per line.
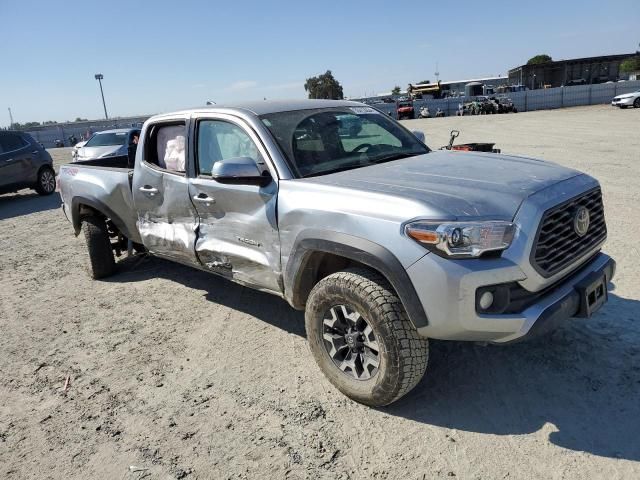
<box><xmin>508</xmin><ymin>53</ymin><xmax>638</xmax><ymax>89</ymax></box>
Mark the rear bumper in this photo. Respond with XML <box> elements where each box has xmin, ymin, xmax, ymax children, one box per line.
<box><xmin>409</xmin><ymin>251</ymin><xmax>615</xmax><ymax>343</ymax></box>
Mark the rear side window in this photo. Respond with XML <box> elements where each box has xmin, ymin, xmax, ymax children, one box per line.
<box><xmin>0</xmin><ymin>133</ymin><xmax>28</xmax><ymax>152</ymax></box>
<box><xmin>196</xmin><ymin>120</ymin><xmax>263</xmax><ymax>176</ymax></box>
<box><xmin>144</xmin><ymin>123</ymin><xmax>187</xmax><ymax>174</ymax></box>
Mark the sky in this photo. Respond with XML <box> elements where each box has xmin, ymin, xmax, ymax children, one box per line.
<box><xmin>1</xmin><ymin>0</ymin><xmax>638</xmax><ymax>125</ymax></box>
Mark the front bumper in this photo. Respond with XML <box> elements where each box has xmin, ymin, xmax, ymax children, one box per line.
<box><xmin>611</xmin><ymin>97</ymin><xmax>635</xmax><ymax>107</ymax></box>
<box><xmin>408</xmin><ymin>251</ymin><xmax>615</xmax><ymax>343</ymax></box>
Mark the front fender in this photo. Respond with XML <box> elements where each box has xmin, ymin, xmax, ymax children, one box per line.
<box><xmin>284</xmin><ymin>229</ymin><xmax>428</xmax><ymax>328</ymax></box>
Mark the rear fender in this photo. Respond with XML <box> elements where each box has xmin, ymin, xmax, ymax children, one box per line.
<box><xmin>71</xmin><ymin>196</ymin><xmax>134</xmax><ymax>240</ymax></box>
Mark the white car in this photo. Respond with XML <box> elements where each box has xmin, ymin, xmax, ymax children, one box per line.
<box><xmin>611</xmin><ymin>89</ymin><xmax>640</xmax><ymax>108</ymax></box>
<box><xmin>73</xmin><ymin>128</ymin><xmax>140</xmax><ymax>162</ymax></box>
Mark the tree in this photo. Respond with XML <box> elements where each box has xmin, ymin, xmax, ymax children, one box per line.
<box><xmin>527</xmin><ymin>54</ymin><xmax>552</xmax><ymax>65</ymax></box>
<box><xmin>620</xmin><ymin>57</ymin><xmax>640</xmax><ymax>73</ymax></box>
<box><xmin>391</xmin><ymin>86</ymin><xmax>401</xmax><ymax>95</ymax></box>
<box><xmin>74</xmin><ymin>117</ymin><xmax>88</xmax><ymax>122</ymax></box>
<box><xmin>418</xmin><ymin>80</ymin><xmax>431</xmax><ymax>85</ymax></box>
<box><xmin>304</xmin><ymin>70</ymin><xmax>344</xmax><ymax>100</ymax></box>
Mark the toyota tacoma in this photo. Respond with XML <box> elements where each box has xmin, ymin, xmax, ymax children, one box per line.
<box><xmin>58</xmin><ymin>100</ymin><xmax>615</xmax><ymax>406</ymax></box>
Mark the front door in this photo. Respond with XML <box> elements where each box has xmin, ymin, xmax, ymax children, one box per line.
<box><xmin>0</xmin><ymin>132</ymin><xmax>35</xmax><ymax>188</ymax></box>
<box><xmin>189</xmin><ymin>115</ymin><xmax>281</xmax><ymax>293</ymax></box>
<box><xmin>132</xmin><ymin>119</ymin><xmax>199</xmax><ymax>265</ymax></box>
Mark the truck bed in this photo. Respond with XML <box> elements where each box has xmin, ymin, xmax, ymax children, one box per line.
<box><xmin>58</xmin><ymin>160</ymin><xmax>141</xmax><ymax>243</ymax></box>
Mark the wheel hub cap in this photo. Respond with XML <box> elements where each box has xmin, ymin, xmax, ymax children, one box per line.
<box><xmin>322</xmin><ymin>305</ymin><xmax>380</xmax><ymax>381</ymax></box>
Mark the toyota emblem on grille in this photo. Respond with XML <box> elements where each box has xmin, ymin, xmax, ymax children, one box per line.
<box><xmin>573</xmin><ymin>206</ymin><xmax>590</xmax><ymax>237</ymax></box>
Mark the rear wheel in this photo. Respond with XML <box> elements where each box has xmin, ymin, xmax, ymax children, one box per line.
<box><xmin>305</xmin><ymin>268</ymin><xmax>429</xmax><ymax>406</ymax></box>
<box><xmin>81</xmin><ymin>215</ymin><xmax>116</xmax><ymax>279</ymax></box>
<box><xmin>34</xmin><ymin>166</ymin><xmax>56</xmax><ymax>195</ymax></box>
<box><xmin>634</xmin><ymin>98</ymin><xmax>640</xmax><ymax>108</ymax></box>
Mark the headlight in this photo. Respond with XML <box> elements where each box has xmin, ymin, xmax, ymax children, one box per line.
<box><xmin>405</xmin><ymin>220</ymin><xmax>515</xmax><ymax>258</ymax></box>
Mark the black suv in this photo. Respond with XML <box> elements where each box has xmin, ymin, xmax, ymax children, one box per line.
<box><xmin>0</xmin><ymin>131</ymin><xmax>56</xmax><ymax>195</ymax></box>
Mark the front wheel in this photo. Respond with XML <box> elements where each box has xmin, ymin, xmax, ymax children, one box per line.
<box><xmin>35</xmin><ymin>166</ymin><xmax>56</xmax><ymax>195</ymax></box>
<box><xmin>634</xmin><ymin>98</ymin><xmax>640</xmax><ymax>108</ymax></box>
<box><xmin>305</xmin><ymin>268</ymin><xmax>429</xmax><ymax>406</ymax></box>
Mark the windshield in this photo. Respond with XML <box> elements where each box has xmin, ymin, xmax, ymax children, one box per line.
<box><xmin>260</xmin><ymin>107</ymin><xmax>430</xmax><ymax>177</ymax></box>
<box><xmin>85</xmin><ymin>131</ymin><xmax>128</xmax><ymax>147</ymax></box>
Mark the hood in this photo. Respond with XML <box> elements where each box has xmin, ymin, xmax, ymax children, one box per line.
<box><xmin>302</xmin><ymin>150</ymin><xmax>582</xmax><ymax>220</ymax></box>
<box><xmin>614</xmin><ymin>93</ymin><xmax>637</xmax><ymax>100</ymax></box>
<box><xmin>77</xmin><ymin>144</ymin><xmax>124</xmax><ymax>160</ymax></box>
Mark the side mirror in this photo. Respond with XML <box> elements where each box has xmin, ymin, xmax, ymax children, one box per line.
<box><xmin>412</xmin><ymin>130</ymin><xmax>425</xmax><ymax>143</ymax></box>
<box><xmin>211</xmin><ymin>156</ymin><xmax>272</xmax><ymax>187</ymax></box>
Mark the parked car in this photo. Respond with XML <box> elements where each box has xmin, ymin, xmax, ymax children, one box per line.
<box><xmin>73</xmin><ymin>128</ymin><xmax>140</xmax><ymax>162</ymax></box>
<box><xmin>396</xmin><ymin>101</ymin><xmax>415</xmax><ymax>120</ymax></box>
<box><xmin>494</xmin><ymin>95</ymin><xmax>518</xmax><ymax>113</ymax></box>
<box><xmin>0</xmin><ymin>131</ymin><xmax>56</xmax><ymax>196</ymax></box>
<box><xmin>59</xmin><ymin>100</ymin><xmax>614</xmax><ymax>406</ymax></box>
<box><xmin>611</xmin><ymin>90</ymin><xmax>640</xmax><ymax>109</ymax></box>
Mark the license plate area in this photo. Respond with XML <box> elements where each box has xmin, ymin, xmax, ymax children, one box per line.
<box><xmin>575</xmin><ymin>271</ymin><xmax>608</xmax><ymax>318</ymax></box>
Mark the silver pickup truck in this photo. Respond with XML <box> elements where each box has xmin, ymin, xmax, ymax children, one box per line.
<box><xmin>59</xmin><ymin>99</ymin><xmax>615</xmax><ymax>406</ymax></box>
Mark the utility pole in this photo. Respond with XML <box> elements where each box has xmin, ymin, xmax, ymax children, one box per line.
<box><xmin>8</xmin><ymin>107</ymin><xmax>14</xmax><ymax>129</ymax></box>
<box><xmin>434</xmin><ymin>62</ymin><xmax>440</xmax><ymax>83</ymax></box>
<box><xmin>94</xmin><ymin>73</ymin><xmax>109</xmax><ymax>119</ymax></box>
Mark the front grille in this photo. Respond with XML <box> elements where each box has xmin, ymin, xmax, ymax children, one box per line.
<box><xmin>532</xmin><ymin>188</ymin><xmax>607</xmax><ymax>277</ymax></box>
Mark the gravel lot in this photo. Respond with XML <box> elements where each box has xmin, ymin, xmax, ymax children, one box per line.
<box><xmin>1</xmin><ymin>105</ymin><xmax>639</xmax><ymax>480</ymax></box>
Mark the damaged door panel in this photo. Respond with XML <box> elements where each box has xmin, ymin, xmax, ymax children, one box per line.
<box><xmin>132</xmin><ymin>121</ymin><xmax>200</xmax><ymax>265</ymax></box>
<box><xmin>190</xmin><ymin>116</ymin><xmax>282</xmax><ymax>293</ymax></box>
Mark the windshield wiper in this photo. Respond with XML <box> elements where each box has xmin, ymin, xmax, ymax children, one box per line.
<box><xmin>302</xmin><ymin>152</ymin><xmax>425</xmax><ymax>178</ymax></box>
<box><xmin>370</xmin><ymin>152</ymin><xmax>422</xmax><ymax>164</ymax></box>
<box><xmin>303</xmin><ymin>162</ymin><xmax>366</xmax><ymax>178</ymax></box>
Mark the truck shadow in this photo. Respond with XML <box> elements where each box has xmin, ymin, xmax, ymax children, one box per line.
<box><xmin>0</xmin><ymin>191</ymin><xmax>61</xmax><ymax>221</ymax></box>
<box><xmin>387</xmin><ymin>290</ymin><xmax>640</xmax><ymax>461</ymax></box>
<box><xmin>109</xmin><ymin>256</ymin><xmax>640</xmax><ymax>461</ymax></box>
<box><xmin>109</xmin><ymin>255</ymin><xmax>306</xmax><ymax>337</ymax></box>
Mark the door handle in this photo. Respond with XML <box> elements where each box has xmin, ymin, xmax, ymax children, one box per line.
<box><xmin>5</xmin><ymin>158</ymin><xmax>14</xmax><ymax>162</ymax></box>
<box><xmin>193</xmin><ymin>193</ymin><xmax>215</xmax><ymax>204</ymax></box>
<box><xmin>139</xmin><ymin>185</ymin><xmax>159</xmax><ymax>195</ymax></box>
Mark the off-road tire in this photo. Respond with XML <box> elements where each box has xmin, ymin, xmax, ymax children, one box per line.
<box><xmin>81</xmin><ymin>215</ymin><xmax>116</xmax><ymax>279</ymax></box>
<box><xmin>34</xmin><ymin>166</ymin><xmax>56</xmax><ymax>195</ymax></box>
<box><xmin>305</xmin><ymin>268</ymin><xmax>429</xmax><ymax>406</ymax></box>
<box><xmin>634</xmin><ymin>98</ymin><xmax>640</xmax><ymax>108</ymax></box>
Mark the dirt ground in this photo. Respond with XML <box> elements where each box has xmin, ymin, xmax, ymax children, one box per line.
<box><xmin>1</xmin><ymin>105</ymin><xmax>639</xmax><ymax>480</ymax></box>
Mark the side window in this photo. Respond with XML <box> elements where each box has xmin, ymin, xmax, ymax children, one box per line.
<box><xmin>0</xmin><ymin>133</ymin><xmax>28</xmax><ymax>152</ymax></box>
<box><xmin>196</xmin><ymin>120</ymin><xmax>263</xmax><ymax>176</ymax></box>
<box><xmin>144</xmin><ymin>123</ymin><xmax>186</xmax><ymax>173</ymax></box>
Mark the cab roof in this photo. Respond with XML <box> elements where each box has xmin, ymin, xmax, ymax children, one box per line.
<box><xmin>154</xmin><ymin>99</ymin><xmax>366</xmax><ymax>119</ymax></box>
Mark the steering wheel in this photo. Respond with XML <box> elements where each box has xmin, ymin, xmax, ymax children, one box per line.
<box><xmin>352</xmin><ymin>143</ymin><xmax>372</xmax><ymax>153</ymax></box>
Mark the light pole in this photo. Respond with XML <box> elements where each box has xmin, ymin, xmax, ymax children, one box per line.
<box><xmin>94</xmin><ymin>73</ymin><xmax>109</xmax><ymax>119</ymax></box>
<box><xmin>8</xmin><ymin>107</ymin><xmax>14</xmax><ymax>129</ymax></box>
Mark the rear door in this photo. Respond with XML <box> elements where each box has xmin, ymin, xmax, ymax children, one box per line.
<box><xmin>132</xmin><ymin>117</ymin><xmax>200</xmax><ymax>265</ymax></box>
<box><xmin>0</xmin><ymin>132</ymin><xmax>35</xmax><ymax>187</ymax></box>
<box><xmin>188</xmin><ymin>114</ymin><xmax>281</xmax><ymax>293</ymax></box>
